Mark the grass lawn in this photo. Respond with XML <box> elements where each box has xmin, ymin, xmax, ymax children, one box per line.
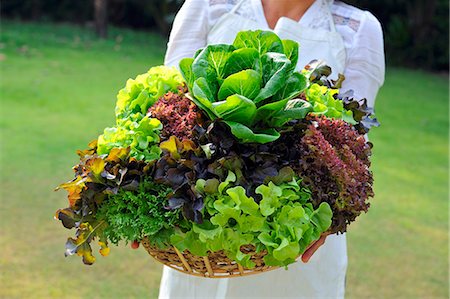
<box><xmin>1</xmin><ymin>21</ymin><xmax>448</xmax><ymax>299</ymax></box>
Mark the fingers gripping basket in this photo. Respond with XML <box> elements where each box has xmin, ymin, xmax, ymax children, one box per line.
<box><xmin>142</xmin><ymin>237</ymin><xmax>280</xmax><ymax>278</ymax></box>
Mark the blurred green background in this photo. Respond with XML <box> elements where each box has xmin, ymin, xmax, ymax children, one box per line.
<box><xmin>0</xmin><ymin>1</ymin><xmax>449</xmax><ymax>298</ymax></box>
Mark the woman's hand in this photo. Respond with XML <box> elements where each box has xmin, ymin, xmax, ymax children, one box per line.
<box><xmin>131</xmin><ymin>240</ymin><xmax>140</xmax><ymax>249</ymax></box>
<box><xmin>301</xmin><ymin>232</ymin><xmax>330</xmax><ymax>263</ymax></box>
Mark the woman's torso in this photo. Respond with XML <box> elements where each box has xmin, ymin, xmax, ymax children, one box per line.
<box><xmin>159</xmin><ymin>1</ymin><xmax>384</xmax><ymax>298</ymax></box>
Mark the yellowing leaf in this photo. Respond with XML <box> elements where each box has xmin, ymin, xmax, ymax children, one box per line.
<box><xmin>98</xmin><ymin>241</ymin><xmax>110</xmax><ymax>256</ymax></box>
<box><xmin>88</xmin><ymin>158</ymin><xmax>105</xmax><ymax>177</ymax></box>
<box><xmin>56</xmin><ymin>176</ymin><xmax>86</xmax><ymax>208</ymax></box>
<box><xmin>181</xmin><ymin>139</ymin><xmax>197</xmax><ymax>153</ymax></box>
<box><xmin>77</xmin><ymin>243</ymin><xmax>96</xmax><ymax>265</ymax></box>
<box><xmin>76</xmin><ymin>140</ymin><xmax>98</xmax><ymax>157</ymax></box>
<box><xmin>88</xmin><ymin>139</ymin><xmax>98</xmax><ymax>149</ymax></box>
<box><xmin>160</xmin><ymin>136</ymin><xmax>181</xmax><ymax>160</ymax></box>
<box><xmin>105</xmin><ymin>147</ymin><xmax>130</xmax><ymax>163</ymax></box>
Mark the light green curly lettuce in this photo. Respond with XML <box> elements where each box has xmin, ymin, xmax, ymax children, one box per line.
<box><xmin>97</xmin><ymin>66</ymin><xmax>184</xmax><ymax>161</ymax></box>
<box><xmin>115</xmin><ymin>66</ymin><xmax>184</xmax><ymax>119</ymax></box>
<box><xmin>97</xmin><ymin>114</ymin><xmax>162</xmax><ymax>161</ymax></box>
<box><xmin>170</xmin><ymin>172</ymin><xmax>332</xmax><ymax>268</ymax></box>
<box><xmin>305</xmin><ymin>83</ymin><xmax>355</xmax><ymax>124</ymax></box>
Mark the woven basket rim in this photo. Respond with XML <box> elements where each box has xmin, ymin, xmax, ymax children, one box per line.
<box><xmin>141</xmin><ymin>237</ymin><xmax>288</xmax><ymax>278</ymax></box>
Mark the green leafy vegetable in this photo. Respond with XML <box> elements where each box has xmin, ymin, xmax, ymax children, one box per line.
<box><xmin>255</xmin><ymin>52</ymin><xmax>292</xmax><ymax>103</ymax></box>
<box><xmin>305</xmin><ymin>83</ymin><xmax>354</xmax><ymax>122</ymax></box>
<box><xmin>97</xmin><ymin>179</ymin><xmax>181</xmax><ymax>248</ymax></box>
<box><xmin>116</xmin><ymin>66</ymin><xmax>184</xmax><ymax>119</ymax></box>
<box><xmin>217</xmin><ymin>69</ymin><xmax>261</xmax><ymax>101</ymax></box>
<box><xmin>180</xmin><ymin>30</ymin><xmax>309</xmax><ymax>143</ymax></box>
<box><xmin>272</xmin><ymin>72</ymin><xmax>307</xmax><ymax>102</ymax></box>
<box><xmin>267</xmin><ymin>99</ymin><xmax>313</xmax><ymax>127</ymax></box>
<box><xmin>97</xmin><ymin>66</ymin><xmax>185</xmax><ymax>161</ymax></box>
<box><xmin>281</xmin><ymin>39</ymin><xmax>299</xmax><ymax>72</ymax></box>
<box><xmin>213</xmin><ymin>95</ymin><xmax>257</xmax><ymax>126</ymax></box>
<box><xmin>222</xmin><ymin>48</ymin><xmax>260</xmax><ymax>77</ymax></box>
<box><xmin>225</xmin><ymin>121</ymin><xmax>280</xmax><ymax>144</ymax></box>
<box><xmin>97</xmin><ymin>115</ymin><xmax>162</xmax><ymax>161</ymax></box>
<box><xmin>172</xmin><ymin>175</ymin><xmax>332</xmax><ymax>268</ymax></box>
<box><xmin>233</xmin><ymin>30</ymin><xmax>284</xmax><ymax>55</ymax></box>
<box><xmin>191</xmin><ymin>44</ymin><xmax>235</xmax><ymax>89</ymax></box>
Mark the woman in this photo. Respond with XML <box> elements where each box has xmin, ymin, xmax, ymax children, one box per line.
<box><xmin>160</xmin><ymin>0</ymin><xmax>385</xmax><ymax>298</ymax></box>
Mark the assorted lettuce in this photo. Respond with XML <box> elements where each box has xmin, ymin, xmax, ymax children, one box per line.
<box><xmin>56</xmin><ymin>146</ymin><xmax>150</xmax><ymax>264</ymax></box>
<box><xmin>57</xmin><ymin>66</ymin><xmax>185</xmax><ymax>263</ymax></box>
<box><xmin>180</xmin><ymin>30</ymin><xmax>311</xmax><ymax>143</ymax></box>
<box><xmin>56</xmin><ymin>30</ymin><xmax>377</xmax><ymax>269</ymax></box>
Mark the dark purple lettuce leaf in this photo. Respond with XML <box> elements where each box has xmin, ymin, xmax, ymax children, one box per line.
<box><xmin>338</xmin><ymin>90</ymin><xmax>380</xmax><ymax>134</ymax></box>
<box><xmin>155</xmin><ymin>136</ymin><xmax>208</xmax><ymax>223</ymax></box>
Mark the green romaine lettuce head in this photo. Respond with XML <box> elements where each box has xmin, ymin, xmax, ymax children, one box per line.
<box><xmin>179</xmin><ymin>30</ymin><xmax>311</xmax><ymax>144</ymax></box>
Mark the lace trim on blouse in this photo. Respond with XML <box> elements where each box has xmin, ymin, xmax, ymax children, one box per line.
<box><xmin>332</xmin><ymin>14</ymin><xmax>361</xmax><ymax>32</ymax></box>
<box><xmin>234</xmin><ymin>0</ymin><xmax>258</xmax><ymax>22</ymax></box>
<box><xmin>307</xmin><ymin>0</ymin><xmax>333</xmax><ymax>30</ymax></box>
<box><xmin>209</xmin><ymin>0</ymin><xmax>237</xmax><ymax>5</ymax></box>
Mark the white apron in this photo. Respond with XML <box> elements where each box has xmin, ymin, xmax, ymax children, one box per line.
<box><xmin>159</xmin><ymin>1</ymin><xmax>348</xmax><ymax>298</ymax></box>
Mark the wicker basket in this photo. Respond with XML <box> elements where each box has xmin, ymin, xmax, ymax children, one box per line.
<box><xmin>141</xmin><ymin>237</ymin><xmax>283</xmax><ymax>278</ymax></box>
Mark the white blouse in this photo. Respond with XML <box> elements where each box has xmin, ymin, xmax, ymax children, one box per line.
<box><xmin>164</xmin><ymin>0</ymin><xmax>385</xmax><ymax>108</ymax></box>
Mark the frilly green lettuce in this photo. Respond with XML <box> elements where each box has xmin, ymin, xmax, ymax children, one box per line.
<box><xmin>97</xmin><ymin>66</ymin><xmax>184</xmax><ymax>161</ymax></box>
<box><xmin>305</xmin><ymin>83</ymin><xmax>355</xmax><ymax>124</ymax></box>
<box><xmin>115</xmin><ymin>66</ymin><xmax>184</xmax><ymax>119</ymax></box>
<box><xmin>97</xmin><ymin>115</ymin><xmax>162</xmax><ymax>161</ymax></box>
<box><xmin>170</xmin><ymin>173</ymin><xmax>332</xmax><ymax>268</ymax></box>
